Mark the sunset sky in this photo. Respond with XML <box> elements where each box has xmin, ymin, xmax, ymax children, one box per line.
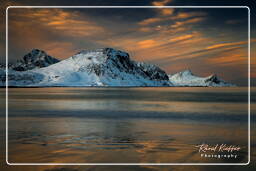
<box><xmin>1</xmin><ymin>0</ymin><xmax>256</xmax><ymax>86</ymax></box>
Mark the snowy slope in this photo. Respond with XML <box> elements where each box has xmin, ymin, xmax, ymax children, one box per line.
<box><xmin>168</xmin><ymin>70</ymin><xmax>235</xmax><ymax>87</ymax></box>
<box><xmin>2</xmin><ymin>48</ymin><xmax>171</xmax><ymax>87</ymax></box>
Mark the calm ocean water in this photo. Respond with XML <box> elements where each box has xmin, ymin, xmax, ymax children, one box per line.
<box><xmin>0</xmin><ymin>87</ymin><xmax>255</xmax><ymax>170</ymax></box>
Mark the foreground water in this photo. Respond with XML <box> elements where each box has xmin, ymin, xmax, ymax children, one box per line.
<box><xmin>0</xmin><ymin>87</ymin><xmax>254</xmax><ymax>168</ymax></box>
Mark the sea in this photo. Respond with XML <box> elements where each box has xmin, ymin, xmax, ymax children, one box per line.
<box><xmin>0</xmin><ymin>87</ymin><xmax>255</xmax><ymax>171</ymax></box>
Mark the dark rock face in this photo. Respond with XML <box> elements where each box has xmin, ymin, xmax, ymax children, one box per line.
<box><xmin>77</xmin><ymin>48</ymin><xmax>170</xmax><ymax>83</ymax></box>
<box><xmin>10</xmin><ymin>49</ymin><xmax>60</xmax><ymax>71</ymax></box>
<box><xmin>102</xmin><ymin>48</ymin><xmax>169</xmax><ymax>81</ymax></box>
<box><xmin>205</xmin><ymin>74</ymin><xmax>221</xmax><ymax>84</ymax></box>
<box><xmin>136</xmin><ymin>62</ymin><xmax>169</xmax><ymax>81</ymax></box>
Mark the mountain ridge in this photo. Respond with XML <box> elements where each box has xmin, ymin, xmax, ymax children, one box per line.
<box><xmin>1</xmin><ymin>48</ymin><xmax>235</xmax><ymax>87</ymax></box>
<box><xmin>2</xmin><ymin>48</ymin><xmax>171</xmax><ymax>87</ymax></box>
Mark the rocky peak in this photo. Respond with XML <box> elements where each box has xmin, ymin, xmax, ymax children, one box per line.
<box><xmin>11</xmin><ymin>49</ymin><xmax>60</xmax><ymax>71</ymax></box>
<box><xmin>71</xmin><ymin>48</ymin><xmax>170</xmax><ymax>82</ymax></box>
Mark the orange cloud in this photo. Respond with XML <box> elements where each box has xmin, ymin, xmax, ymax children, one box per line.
<box><xmin>205</xmin><ymin>45</ymin><xmax>249</xmax><ymax>68</ymax></box>
<box><xmin>108</xmin><ymin>32</ymin><xmax>205</xmax><ymax>63</ymax></box>
<box><xmin>152</xmin><ymin>0</ymin><xmax>172</xmax><ymax>6</ymax></box>
<box><xmin>47</xmin><ymin>21</ymin><xmax>66</xmax><ymax>25</ymax></box>
<box><xmin>206</xmin><ymin>41</ymin><xmax>248</xmax><ymax>50</ymax></box>
<box><xmin>171</xmin><ymin>17</ymin><xmax>205</xmax><ymax>28</ymax></box>
<box><xmin>169</xmin><ymin>34</ymin><xmax>194</xmax><ymax>43</ymax></box>
<box><xmin>138</xmin><ymin>11</ymin><xmax>206</xmax><ymax>27</ymax></box>
<box><xmin>137</xmin><ymin>39</ymin><xmax>158</xmax><ymax>49</ymax></box>
<box><xmin>9</xmin><ymin>9</ymin><xmax>106</xmax><ymax>38</ymax></box>
<box><xmin>138</xmin><ymin>27</ymin><xmax>153</xmax><ymax>32</ymax></box>
<box><xmin>138</xmin><ymin>17</ymin><xmax>165</xmax><ymax>25</ymax></box>
<box><xmin>135</xmin><ymin>33</ymin><xmax>199</xmax><ymax>52</ymax></box>
<box><xmin>160</xmin><ymin>8</ymin><xmax>175</xmax><ymax>16</ymax></box>
<box><xmin>170</xmin><ymin>12</ymin><xmax>207</xmax><ymax>20</ymax></box>
<box><xmin>207</xmin><ymin>54</ymin><xmax>247</xmax><ymax>65</ymax></box>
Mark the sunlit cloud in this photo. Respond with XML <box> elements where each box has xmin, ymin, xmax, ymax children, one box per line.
<box><xmin>168</xmin><ymin>34</ymin><xmax>194</xmax><ymax>43</ymax></box>
<box><xmin>152</xmin><ymin>0</ymin><xmax>173</xmax><ymax>6</ymax></box>
<box><xmin>159</xmin><ymin>8</ymin><xmax>175</xmax><ymax>16</ymax></box>
<box><xmin>138</xmin><ymin>27</ymin><xmax>153</xmax><ymax>32</ymax></box>
<box><xmin>146</xmin><ymin>35</ymin><xmax>249</xmax><ymax>71</ymax></box>
<box><xmin>205</xmin><ymin>41</ymin><xmax>248</xmax><ymax>50</ymax></box>
<box><xmin>9</xmin><ymin>9</ymin><xmax>106</xmax><ymax>38</ymax></box>
<box><xmin>170</xmin><ymin>11</ymin><xmax>207</xmax><ymax>20</ymax></box>
<box><xmin>207</xmin><ymin>53</ymin><xmax>247</xmax><ymax>66</ymax></box>
<box><xmin>171</xmin><ymin>17</ymin><xmax>205</xmax><ymax>28</ymax></box>
<box><xmin>138</xmin><ymin>17</ymin><xmax>165</xmax><ymax>26</ymax></box>
<box><xmin>135</xmin><ymin>32</ymin><xmax>199</xmax><ymax>53</ymax></box>
<box><xmin>206</xmin><ymin>47</ymin><xmax>248</xmax><ymax>68</ymax></box>
<box><xmin>205</xmin><ymin>42</ymin><xmax>256</xmax><ymax>73</ymax></box>
<box><xmin>137</xmin><ymin>39</ymin><xmax>158</xmax><ymax>49</ymax></box>
<box><xmin>138</xmin><ymin>11</ymin><xmax>207</xmax><ymax>26</ymax></box>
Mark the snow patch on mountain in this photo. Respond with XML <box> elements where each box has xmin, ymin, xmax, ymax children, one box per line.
<box><xmin>168</xmin><ymin>70</ymin><xmax>235</xmax><ymax>87</ymax></box>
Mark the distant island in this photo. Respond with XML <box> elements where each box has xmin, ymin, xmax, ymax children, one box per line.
<box><xmin>0</xmin><ymin>48</ymin><xmax>235</xmax><ymax>87</ymax></box>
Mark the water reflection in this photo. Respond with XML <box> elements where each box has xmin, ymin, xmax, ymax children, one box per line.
<box><xmin>0</xmin><ymin>87</ymin><xmax>251</xmax><ymax>164</ymax></box>
<box><xmin>8</xmin><ymin>117</ymin><xmax>248</xmax><ymax>163</ymax></box>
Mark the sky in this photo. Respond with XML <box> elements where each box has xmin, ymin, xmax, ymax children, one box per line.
<box><xmin>1</xmin><ymin>0</ymin><xmax>256</xmax><ymax>86</ymax></box>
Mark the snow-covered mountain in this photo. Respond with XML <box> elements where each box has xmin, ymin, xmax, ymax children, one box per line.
<box><xmin>10</xmin><ymin>49</ymin><xmax>60</xmax><ymax>71</ymax></box>
<box><xmin>2</xmin><ymin>48</ymin><xmax>171</xmax><ymax>87</ymax></box>
<box><xmin>168</xmin><ymin>70</ymin><xmax>235</xmax><ymax>87</ymax></box>
<box><xmin>0</xmin><ymin>48</ymin><xmax>236</xmax><ymax>87</ymax></box>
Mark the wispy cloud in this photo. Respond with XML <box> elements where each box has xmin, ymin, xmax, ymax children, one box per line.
<box><xmin>152</xmin><ymin>0</ymin><xmax>173</xmax><ymax>6</ymax></box>
<box><xmin>206</xmin><ymin>47</ymin><xmax>248</xmax><ymax>66</ymax></box>
<box><xmin>205</xmin><ymin>41</ymin><xmax>248</xmax><ymax>50</ymax></box>
<box><xmin>7</xmin><ymin>8</ymin><xmax>109</xmax><ymax>60</ymax></box>
<box><xmin>207</xmin><ymin>54</ymin><xmax>246</xmax><ymax>66</ymax></box>
<box><xmin>170</xmin><ymin>17</ymin><xmax>205</xmax><ymax>28</ymax></box>
<box><xmin>9</xmin><ymin>9</ymin><xmax>106</xmax><ymax>38</ymax></box>
<box><xmin>138</xmin><ymin>10</ymin><xmax>206</xmax><ymax>38</ymax></box>
<box><xmin>137</xmin><ymin>39</ymin><xmax>158</xmax><ymax>49</ymax></box>
<box><xmin>138</xmin><ymin>17</ymin><xmax>165</xmax><ymax>26</ymax></box>
<box><xmin>170</xmin><ymin>11</ymin><xmax>207</xmax><ymax>20</ymax></box>
<box><xmin>147</xmin><ymin>37</ymin><xmax>250</xmax><ymax>68</ymax></box>
<box><xmin>168</xmin><ymin>34</ymin><xmax>194</xmax><ymax>43</ymax></box>
<box><xmin>138</xmin><ymin>11</ymin><xmax>206</xmax><ymax>26</ymax></box>
<box><xmin>136</xmin><ymin>32</ymin><xmax>198</xmax><ymax>50</ymax></box>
